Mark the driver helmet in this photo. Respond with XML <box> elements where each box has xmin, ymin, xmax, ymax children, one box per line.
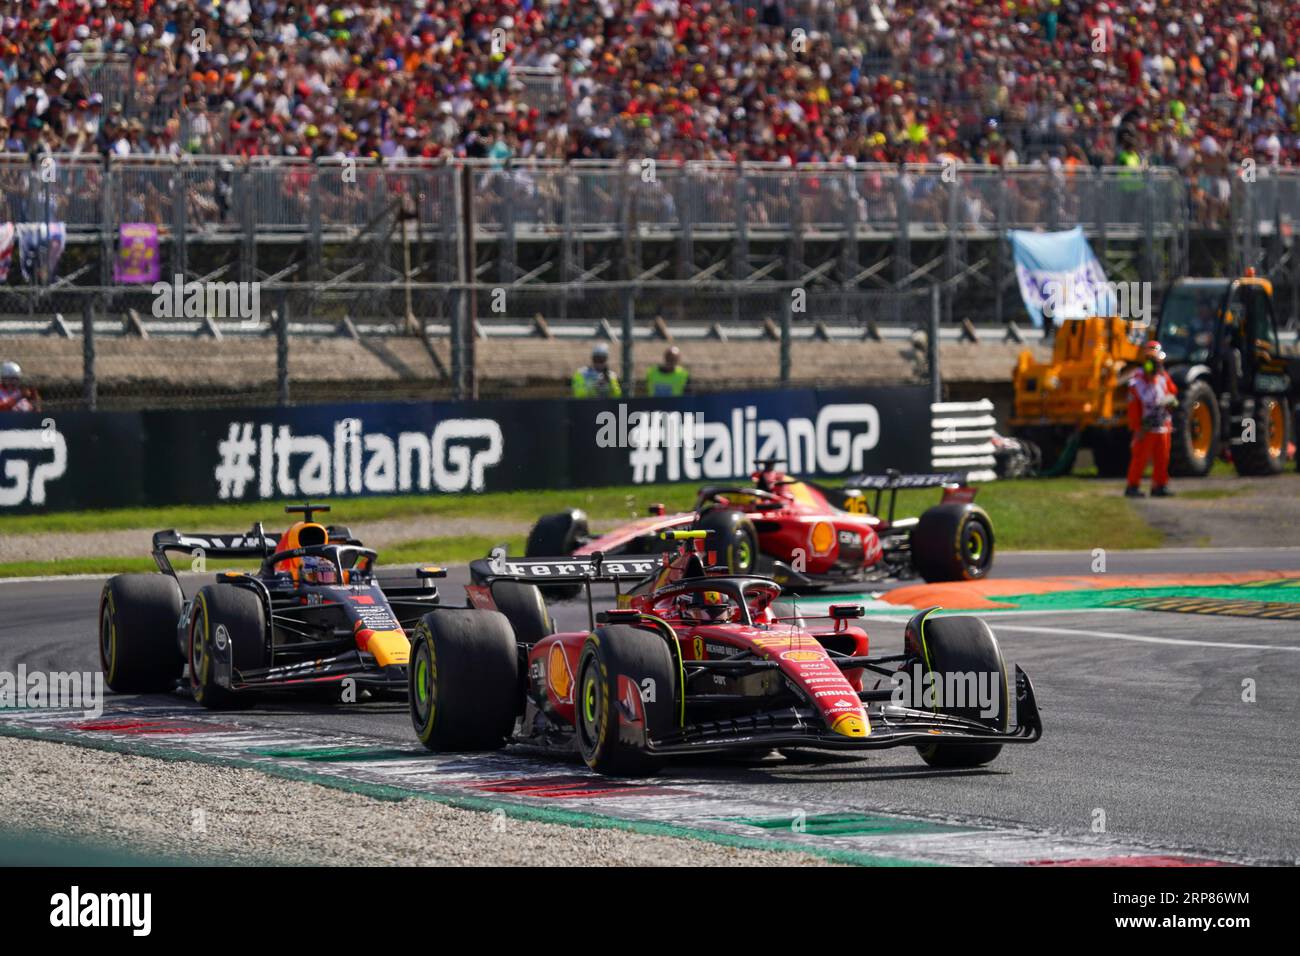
<box><xmin>676</xmin><ymin>589</ymin><xmax>734</xmax><ymax>623</ymax></box>
<box><xmin>301</xmin><ymin>554</ymin><xmax>338</xmax><ymax>585</ymax></box>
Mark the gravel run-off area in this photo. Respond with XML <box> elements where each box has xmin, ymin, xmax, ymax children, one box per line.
<box><xmin>0</xmin><ymin>736</ymin><xmax>834</xmax><ymax>867</ymax></box>
<box><xmin>0</xmin><ymin>516</ymin><xmax>533</xmax><ymax>565</ymax></box>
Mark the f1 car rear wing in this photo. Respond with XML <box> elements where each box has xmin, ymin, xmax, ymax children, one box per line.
<box><xmin>840</xmin><ymin>469</ymin><xmax>974</xmax><ymax>523</ymax></box>
<box><xmin>468</xmin><ymin>554</ymin><xmax>659</xmax><ymax>587</ymax></box>
<box><xmin>152</xmin><ymin>528</ymin><xmax>281</xmax><ymax>574</ymax></box>
<box><xmin>470</xmin><ymin>552</ymin><xmax>663</xmax><ymax>632</ymax></box>
<box><xmin>842</xmin><ymin>469</ymin><xmax>967</xmax><ymax>490</ymax></box>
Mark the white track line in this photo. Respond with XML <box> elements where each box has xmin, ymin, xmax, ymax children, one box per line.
<box><xmin>1001</xmin><ymin>546</ymin><xmax>1300</xmax><ymax>556</ymax></box>
<box><xmin>992</xmin><ymin>622</ymin><xmax>1300</xmax><ymax>653</ymax></box>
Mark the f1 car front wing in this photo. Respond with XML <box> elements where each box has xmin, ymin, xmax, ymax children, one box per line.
<box><xmin>644</xmin><ymin>665</ymin><xmax>1042</xmax><ymax>756</ymax></box>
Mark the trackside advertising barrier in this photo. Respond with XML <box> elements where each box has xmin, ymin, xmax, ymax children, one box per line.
<box><xmin>0</xmin><ymin>386</ymin><xmax>930</xmax><ymax>513</ymax></box>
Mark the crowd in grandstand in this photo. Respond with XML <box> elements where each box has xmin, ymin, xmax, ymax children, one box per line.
<box><xmin>0</xmin><ymin>0</ymin><xmax>1298</xmax><ymax>222</ymax></box>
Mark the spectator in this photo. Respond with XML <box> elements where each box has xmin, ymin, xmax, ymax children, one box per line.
<box><xmin>571</xmin><ymin>343</ymin><xmax>622</xmax><ymax>399</ymax></box>
<box><xmin>646</xmin><ymin>346</ymin><xmax>690</xmax><ymax>397</ymax></box>
<box><xmin>0</xmin><ymin>2</ymin><xmax>1294</xmax><ymax>171</ymax></box>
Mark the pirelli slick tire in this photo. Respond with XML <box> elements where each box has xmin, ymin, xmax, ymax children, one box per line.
<box><xmin>575</xmin><ymin>625</ymin><xmax>676</xmax><ymax>776</ymax></box>
<box><xmin>409</xmin><ymin>609</ymin><xmax>519</xmax><ymax>751</ymax></box>
<box><xmin>1235</xmin><ymin>395</ymin><xmax>1291</xmax><ymax>476</ymax></box>
<box><xmin>525</xmin><ymin>510</ymin><xmax>589</xmax><ymax>599</ymax></box>
<box><xmin>694</xmin><ymin>508</ymin><xmax>758</xmax><ymax>574</ymax></box>
<box><xmin>99</xmin><ymin>574</ymin><xmax>184</xmax><ymax>694</ymax></box>
<box><xmin>908</xmin><ymin>614</ymin><xmax>1010</xmax><ymax>768</ymax></box>
<box><xmin>1170</xmin><ymin>379</ymin><xmax>1220</xmax><ymax>477</ymax></box>
<box><xmin>188</xmin><ymin>585</ymin><xmax>267</xmax><ymax>709</ymax></box>
<box><xmin>910</xmin><ymin>503</ymin><xmax>994</xmax><ymax>583</ymax></box>
<box><xmin>489</xmin><ymin>579</ymin><xmax>554</xmax><ymax>645</ymax></box>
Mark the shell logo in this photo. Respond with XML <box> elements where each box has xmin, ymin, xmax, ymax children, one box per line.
<box><xmin>831</xmin><ymin>712</ymin><xmax>869</xmax><ymax>737</ymax></box>
<box><xmin>781</xmin><ymin>649</ymin><xmax>824</xmax><ymax>663</ymax></box>
<box><xmin>547</xmin><ymin>643</ymin><xmax>574</xmax><ymax>703</ymax></box>
<box><xmin>810</xmin><ymin>521</ymin><xmax>835</xmax><ymax>556</ymax></box>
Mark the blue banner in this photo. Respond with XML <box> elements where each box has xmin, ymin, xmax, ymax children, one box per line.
<box><xmin>1011</xmin><ymin>226</ymin><xmax>1114</xmax><ymax>327</ymax></box>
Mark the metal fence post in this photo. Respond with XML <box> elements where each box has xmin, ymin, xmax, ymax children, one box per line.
<box><xmin>308</xmin><ymin>161</ymin><xmax>322</xmax><ymax>321</ymax></box>
<box><xmin>449</xmin><ymin>287</ymin><xmax>464</xmax><ymax>399</ymax></box>
<box><xmin>944</xmin><ymin>172</ymin><xmax>958</xmax><ymax>326</ymax></box>
<box><xmin>779</xmin><ymin>291</ymin><xmax>792</xmax><ymax>386</ymax></box>
<box><xmin>82</xmin><ymin>298</ymin><xmax>97</xmax><ymax>411</ymax></box>
<box><xmin>276</xmin><ymin>293</ymin><xmax>290</xmax><ymax>405</ymax></box>
<box><xmin>995</xmin><ymin>167</ymin><xmax>1007</xmax><ymax>324</ymax></box>
<box><xmin>459</xmin><ymin>163</ymin><xmax>477</xmax><ymax>400</ymax></box>
<box><xmin>621</xmin><ymin>287</ymin><xmax>635</xmax><ymax>394</ymax></box>
<box><xmin>1142</xmin><ymin>167</ymin><xmax>1155</xmax><ymax>281</ymax></box>
<box><xmin>929</xmin><ymin>284</ymin><xmax>941</xmax><ymax>404</ymax></box>
<box><xmin>173</xmin><ymin>157</ymin><xmax>187</xmax><ymax>282</ymax></box>
<box><xmin>894</xmin><ymin>169</ymin><xmax>910</xmax><ymax>325</ymax></box>
<box><xmin>100</xmin><ymin>157</ymin><xmax>115</xmax><ymax>295</ymax></box>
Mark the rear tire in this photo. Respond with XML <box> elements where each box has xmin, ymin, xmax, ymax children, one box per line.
<box><xmin>489</xmin><ymin>579</ymin><xmax>554</xmax><ymax>645</ymax></box>
<box><xmin>575</xmin><ymin>625</ymin><xmax>676</xmax><ymax>776</ymax></box>
<box><xmin>1169</xmin><ymin>379</ymin><xmax>1220</xmax><ymax>477</ymax></box>
<box><xmin>188</xmin><ymin>585</ymin><xmax>267</xmax><ymax>709</ymax></box>
<box><xmin>1235</xmin><ymin>395</ymin><xmax>1290</xmax><ymax>476</ymax></box>
<box><xmin>910</xmin><ymin>504</ymin><xmax>994</xmax><ymax>583</ymax></box>
<box><xmin>409</xmin><ymin>609</ymin><xmax>519</xmax><ymax>751</ymax></box>
<box><xmin>526</xmin><ymin>510</ymin><xmax>589</xmax><ymax>599</ymax></box>
<box><xmin>99</xmin><ymin>574</ymin><xmax>184</xmax><ymax>693</ymax></box>
<box><xmin>694</xmin><ymin>508</ymin><xmax>759</xmax><ymax>574</ymax></box>
<box><xmin>907</xmin><ymin>615</ymin><xmax>1009</xmax><ymax>768</ymax></box>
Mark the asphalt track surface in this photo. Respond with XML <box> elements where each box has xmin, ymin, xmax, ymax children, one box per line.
<box><xmin>3</xmin><ymin>546</ymin><xmax>1300</xmax><ymax>863</ymax></box>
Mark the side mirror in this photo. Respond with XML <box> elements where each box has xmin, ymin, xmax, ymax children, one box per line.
<box><xmin>596</xmin><ymin>609</ymin><xmax>641</xmax><ymax>625</ymax></box>
<box><xmin>828</xmin><ymin>604</ymin><xmax>865</xmax><ymax>620</ymax></box>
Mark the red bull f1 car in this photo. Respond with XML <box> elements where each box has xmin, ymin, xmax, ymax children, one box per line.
<box><xmin>525</xmin><ymin>461</ymin><xmax>994</xmax><ymax>591</ymax></box>
<box><xmin>98</xmin><ymin>503</ymin><xmax>450</xmax><ymax>708</ymax></box>
<box><xmin>410</xmin><ymin>533</ymin><xmax>1041</xmax><ymax>775</ymax></box>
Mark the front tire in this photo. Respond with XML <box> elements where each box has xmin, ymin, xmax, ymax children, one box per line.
<box><xmin>99</xmin><ymin>574</ymin><xmax>184</xmax><ymax>693</ymax></box>
<box><xmin>910</xmin><ymin>503</ymin><xmax>994</xmax><ymax>583</ymax></box>
<box><xmin>188</xmin><ymin>585</ymin><xmax>267</xmax><ymax>709</ymax></box>
<box><xmin>575</xmin><ymin>625</ymin><xmax>676</xmax><ymax>776</ymax></box>
<box><xmin>906</xmin><ymin>614</ymin><xmax>1009</xmax><ymax>768</ymax></box>
<box><xmin>409</xmin><ymin>609</ymin><xmax>519</xmax><ymax>751</ymax></box>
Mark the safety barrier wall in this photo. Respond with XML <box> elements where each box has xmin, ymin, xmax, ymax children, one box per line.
<box><xmin>931</xmin><ymin>400</ymin><xmax>999</xmax><ymax>482</ymax></box>
<box><xmin>0</xmin><ymin>385</ymin><xmax>931</xmax><ymax>513</ymax></box>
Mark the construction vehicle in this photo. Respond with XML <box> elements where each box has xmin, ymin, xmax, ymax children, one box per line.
<box><xmin>1011</xmin><ymin>271</ymin><xmax>1298</xmax><ymax>477</ymax></box>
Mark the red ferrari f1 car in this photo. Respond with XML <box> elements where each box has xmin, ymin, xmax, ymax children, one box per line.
<box><xmin>525</xmin><ymin>461</ymin><xmax>994</xmax><ymax>590</ymax></box>
<box><xmin>410</xmin><ymin>532</ymin><xmax>1041</xmax><ymax>775</ymax></box>
<box><xmin>99</xmin><ymin>504</ymin><xmax>451</xmax><ymax>707</ymax></box>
